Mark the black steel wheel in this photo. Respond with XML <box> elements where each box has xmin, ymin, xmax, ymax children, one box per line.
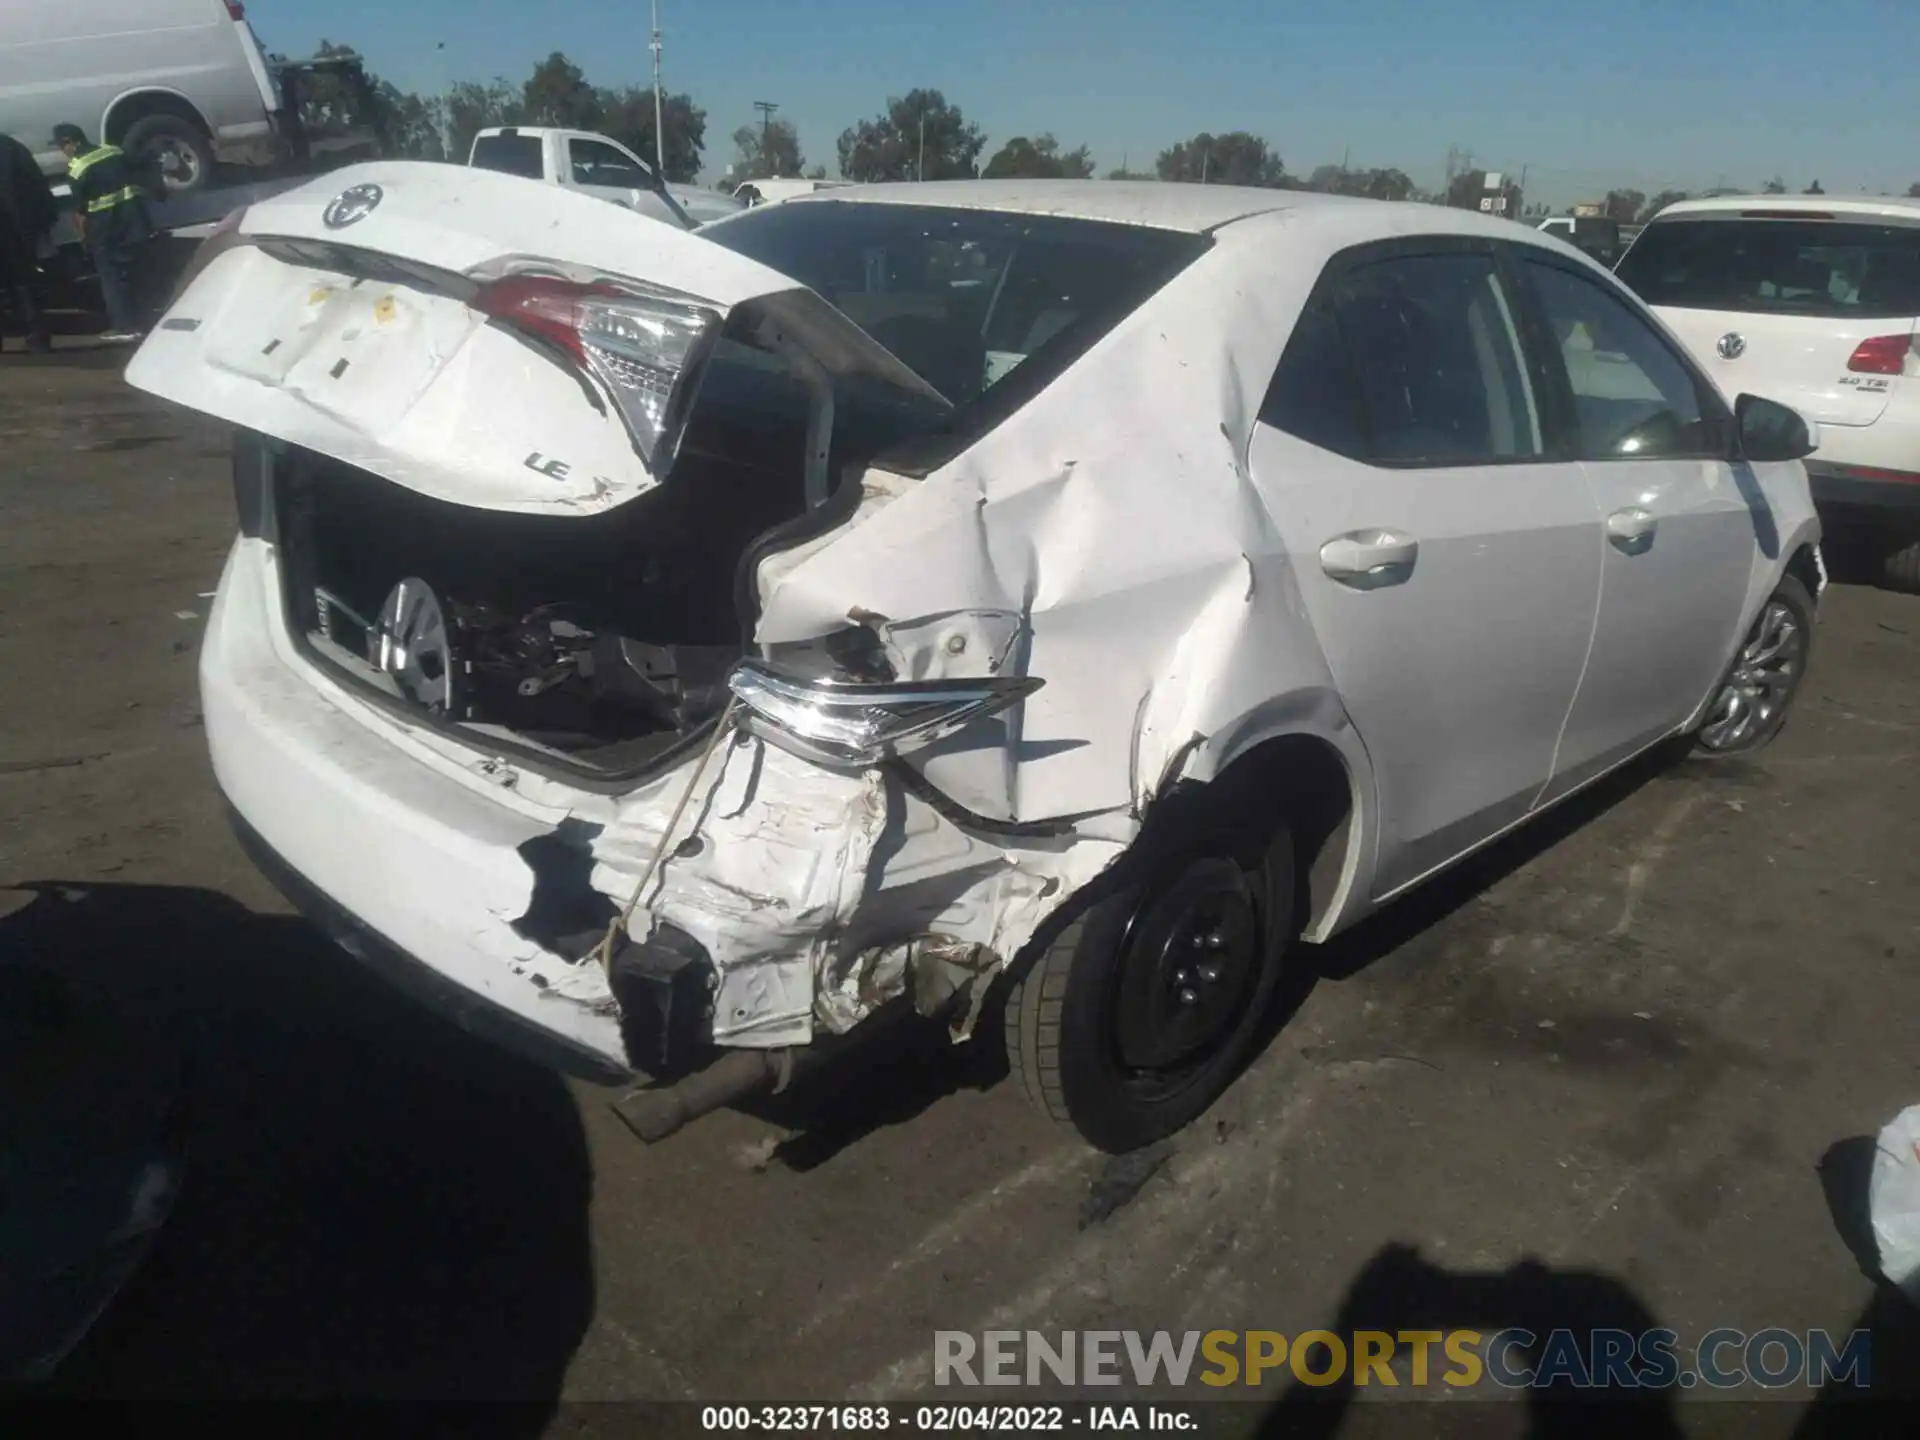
<box><xmin>1006</xmin><ymin>819</ymin><xmax>1294</xmax><ymax>1153</ymax></box>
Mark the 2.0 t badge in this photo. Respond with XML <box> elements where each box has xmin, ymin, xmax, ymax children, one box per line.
<box><xmin>323</xmin><ymin>183</ymin><xmax>384</xmax><ymax>229</ymax></box>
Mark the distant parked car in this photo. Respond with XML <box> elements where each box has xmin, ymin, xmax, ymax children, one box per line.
<box><xmin>1617</xmin><ymin>195</ymin><xmax>1920</xmax><ymax>591</ymax></box>
<box><xmin>127</xmin><ymin>172</ymin><xmax>1824</xmax><ymax>1153</ymax></box>
<box><xmin>467</xmin><ymin>126</ymin><xmax>743</xmax><ymax>228</ymax></box>
<box><xmin>0</xmin><ymin>0</ymin><xmax>280</xmax><ymax>197</ymax></box>
<box><xmin>732</xmin><ymin>177</ymin><xmax>854</xmax><ymax>207</ymax></box>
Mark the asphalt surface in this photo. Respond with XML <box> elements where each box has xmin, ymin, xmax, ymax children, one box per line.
<box><xmin>2</xmin><ymin>345</ymin><xmax>1918</xmax><ymax>1434</ymax></box>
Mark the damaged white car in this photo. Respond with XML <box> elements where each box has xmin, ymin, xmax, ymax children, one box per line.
<box><xmin>129</xmin><ymin>167</ymin><xmax>1825</xmax><ymax>1153</ymax></box>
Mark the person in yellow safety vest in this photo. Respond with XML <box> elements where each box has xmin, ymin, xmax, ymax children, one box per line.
<box><xmin>53</xmin><ymin>124</ymin><xmax>152</xmax><ymax>344</ymax></box>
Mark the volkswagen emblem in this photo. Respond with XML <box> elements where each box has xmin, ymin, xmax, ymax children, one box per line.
<box><xmin>323</xmin><ymin>182</ymin><xmax>383</xmax><ymax>229</ymax></box>
<box><xmin>1716</xmin><ymin>331</ymin><xmax>1747</xmax><ymax>361</ymax></box>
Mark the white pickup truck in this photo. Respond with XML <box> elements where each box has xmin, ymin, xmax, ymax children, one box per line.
<box><xmin>467</xmin><ymin>126</ymin><xmax>743</xmax><ymax>228</ymax></box>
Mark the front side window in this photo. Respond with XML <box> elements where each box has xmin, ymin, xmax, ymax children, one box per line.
<box><xmin>1521</xmin><ymin>258</ymin><xmax>1720</xmax><ymax>461</ymax></box>
<box><xmin>569</xmin><ymin>138</ymin><xmax>652</xmax><ymax>189</ymax></box>
<box><xmin>1617</xmin><ymin>217</ymin><xmax>1920</xmax><ymax>320</ymax></box>
<box><xmin>1264</xmin><ymin>250</ymin><xmax>1543</xmax><ymax>466</ymax></box>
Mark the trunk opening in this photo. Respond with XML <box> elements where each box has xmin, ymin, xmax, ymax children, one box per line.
<box><xmin>268</xmin><ymin>342</ymin><xmax>902</xmax><ymax>780</ymax></box>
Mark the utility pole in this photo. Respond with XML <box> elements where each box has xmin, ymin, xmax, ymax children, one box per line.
<box><xmin>917</xmin><ymin>110</ymin><xmax>925</xmax><ymax>181</ymax></box>
<box><xmin>649</xmin><ymin>0</ymin><xmax>666</xmax><ymax>179</ymax></box>
<box><xmin>753</xmin><ymin>100</ymin><xmax>778</xmax><ymax>175</ymax></box>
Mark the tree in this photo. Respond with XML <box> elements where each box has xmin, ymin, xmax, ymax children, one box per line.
<box><xmin>437</xmin><ymin>79</ymin><xmax>522</xmax><ymax>162</ymax></box>
<box><xmin>731</xmin><ymin>117</ymin><xmax>804</xmax><ymax>179</ymax></box>
<box><xmin>982</xmin><ymin>133</ymin><xmax>1093</xmax><ymax>180</ymax></box>
<box><xmin>1603</xmin><ymin>189</ymin><xmax>1645</xmax><ymax>224</ymax></box>
<box><xmin>1804</xmin><ymin>179</ymin><xmax>1825</xmax><ymax>195</ymax></box>
<box><xmin>837</xmin><ymin>90</ymin><xmax>986</xmax><ymax>182</ymax></box>
<box><xmin>521</xmin><ymin>51</ymin><xmax>601</xmax><ymax>130</ymax></box>
<box><xmin>805</xmin><ymin>164</ymin><xmax>827</xmax><ymax>180</ymax></box>
<box><xmin>1763</xmin><ymin>176</ymin><xmax>1787</xmax><ymax>194</ymax></box>
<box><xmin>1155</xmin><ymin>132</ymin><xmax>1285</xmax><ymax>187</ymax></box>
<box><xmin>1305</xmin><ymin>164</ymin><xmax>1413</xmax><ymax>202</ymax></box>
<box><xmin>1908</xmin><ymin>182</ymin><xmax>1920</xmax><ymax>198</ymax></box>
<box><xmin>1641</xmin><ymin>189</ymin><xmax>1689</xmax><ymax>222</ymax></box>
<box><xmin>597</xmin><ymin>87</ymin><xmax>708</xmax><ymax>181</ymax></box>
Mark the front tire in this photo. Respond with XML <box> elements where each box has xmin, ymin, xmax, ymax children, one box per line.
<box><xmin>1693</xmin><ymin>572</ymin><xmax>1815</xmax><ymax>757</ymax></box>
<box><xmin>1005</xmin><ymin>821</ymin><xmax>1294</xmax><ymax>1153</ymax></box>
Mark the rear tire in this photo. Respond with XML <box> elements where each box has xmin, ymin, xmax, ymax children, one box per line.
<box><xmin>1884</xmin><ymin>538</ymin><xmax>1920</xmax><ymax>595</ymax></box>
<box><xmin>121</xmin><ymin>114</ymin><xmax>216</xmax><ymax>197</ymax></box>
<box><xmin>1005</xmin><ymin>817</ymin><xmax>1294</xmax><ymax>1153</ymax></box>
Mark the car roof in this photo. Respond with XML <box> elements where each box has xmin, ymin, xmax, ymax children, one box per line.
<box><xmin>778</xmin><ymin>179</ymin><xmax>1534</xmax><ymax>239</ymax></box>
<box><xmin>1650</xmin><ymin>194</ymin><xmax>1920</xmax><ymax>225</ymax></box>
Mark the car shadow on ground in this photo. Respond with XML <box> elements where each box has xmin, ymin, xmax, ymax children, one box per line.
<box><xmin>0</xmin><ymin>882</ymin><xmax>593</xmax><ymax>1422</ymax></box>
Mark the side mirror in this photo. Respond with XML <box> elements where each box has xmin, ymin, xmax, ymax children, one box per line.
<box><xmin>1736</xmin><ymin>394</ymin><xmax>1819</xmax><ymax>463</ymax></box>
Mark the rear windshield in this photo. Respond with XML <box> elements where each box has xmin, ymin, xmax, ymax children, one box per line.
<box><xmin>699</xmin><ymin>202</ymin><xmax>1209</xmax><ymax>466</ymax></box>
<box><xmin>1617</xmin><ymin>217</ymin><xmax>1920</xmax><ymax>319</ymax></box>
<box><xmin>469</xmin><ymin>133</ymin><xmax>544</xmax><ymax>180</ymax></box>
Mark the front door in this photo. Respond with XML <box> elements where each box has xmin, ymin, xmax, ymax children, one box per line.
<box><xmin>1249</xmin><ymin>242</ymin><xmax>1603</xmax><ymax>899</ymax></box>
<box><xmin>1514</xmin><ymin>252</ymin><xmax>1757</xmax><ymax>801</ymax></box>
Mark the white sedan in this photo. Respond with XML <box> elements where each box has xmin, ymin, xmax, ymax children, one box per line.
<box><xmin>128</xmin><ymin>172</ymin><xmax>1823</xmax><ymax>1152</ymax></box>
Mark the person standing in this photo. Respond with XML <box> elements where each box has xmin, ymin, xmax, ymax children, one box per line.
<box><xmin>52</xmin><ymin>123</ymin><xmax>151</xmax><ymax>344</ymax></box>
<box><xmin>0</xmin><ymin>132</ymin><xmax>57</xmax><ymax>354</ymax></box>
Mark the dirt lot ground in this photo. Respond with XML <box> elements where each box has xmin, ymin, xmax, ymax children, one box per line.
<box><xmin>3</xmin><ymin>346</ymin><xmax>1918</xmax><ymax>1434</ymax></box>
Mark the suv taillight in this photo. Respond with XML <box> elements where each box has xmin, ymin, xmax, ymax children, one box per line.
<box><xmin>1847</xmin><ymin>335</ymin><xmax>1916</xmax><ymax>376</ymax></box>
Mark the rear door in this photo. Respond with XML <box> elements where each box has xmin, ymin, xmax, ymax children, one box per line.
<box><xmin>1617</xmin><ymin>212</ymin><xmax>1920</xmax><ymax>429</ymax></box>
<box><xmin>1514</xmin><ymin>248</ymin><xmax>1756</xmax><ymax>799</ymax></box>
<box><xmin>1248</xmin><ymin>239</ymin><xmax>1602</xmax><ymax>899</ymax></box>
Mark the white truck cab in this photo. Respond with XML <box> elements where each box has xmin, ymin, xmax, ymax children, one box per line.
<box><xmin>467</xmin><ymin>126</ymin><xmax>742</xmax><ymax>228</ymax></box>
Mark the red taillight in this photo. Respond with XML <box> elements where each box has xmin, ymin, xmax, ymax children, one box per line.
<box><xmin>1847</xmin><ymin>334</ymin><xmax>1913</xmax><ymax>375</ymax></box>
<box><xmin>225</xmin><ymin>1</ymin><xmax>246</xmax><ymax>18</ymax></box>
<box><xmin>469</xmin><ymin>275</ymin><xmax>619</xmax><ymax>363</ymax></box>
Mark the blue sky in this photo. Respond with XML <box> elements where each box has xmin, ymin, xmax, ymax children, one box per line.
<box><xmin>259</xmin><ymin>0</ymin><xmax>1920</xmax><ymax>203</ymax></box>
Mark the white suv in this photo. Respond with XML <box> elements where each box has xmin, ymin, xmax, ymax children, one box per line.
<box><xmin>1617</xmin><ymin>195</ymin><xmax>1920</xmax><ymax>590</ymax></box>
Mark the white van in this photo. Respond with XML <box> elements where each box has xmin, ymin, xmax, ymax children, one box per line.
<box><xmin>0</xmin><ymin>0</ymin><xmax>280</xmax><ymax>196</ymax></box>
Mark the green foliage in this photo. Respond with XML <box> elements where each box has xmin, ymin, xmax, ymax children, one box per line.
<box><xmin>837</xmin><ymin>90</ymin><xmax>986</xmax><ymax>181</ymax></box>
<box><xmin>982</xmin><ymin>134</ymin><xmax>1093</xmax><ymax>180</ymax></box>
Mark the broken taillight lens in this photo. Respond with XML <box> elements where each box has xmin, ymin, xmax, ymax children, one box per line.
<box><xmin>728</xmin><ymin>661</ymin><xmax>1043</xmax><ymax>770</ymax></box>
<box><xmin>470</xmin><ymin>275</ymin><xmax>721</xmax><ymax>474</ymax></box>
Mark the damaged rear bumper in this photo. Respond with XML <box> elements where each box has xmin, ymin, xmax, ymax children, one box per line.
<box><xmin>204</xmin><ymin>534</ymin><xmax>1112</xmax><ymax>1079</ymax></box>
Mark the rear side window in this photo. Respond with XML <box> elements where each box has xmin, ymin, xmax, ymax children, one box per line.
<box><xmin>1617</xmin><ymin>218</ymin><xmax>1920</xmax><ymax>319</ymax></box>
<box><xmin>1262</xmin><ymin>251</ymin><xmax>1544</xmax><ymax>466</ymax></box>
<box><xmin>468</xmin><ymin>133</ymin><xmax>544</xmax><ymax>179</ymax></box>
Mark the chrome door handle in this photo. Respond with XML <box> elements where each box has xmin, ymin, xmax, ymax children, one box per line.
<box><xmin>1320</xmin><ymin>530</ymin><xmax>1419</xmax><ymax>586</ymax></box>
<box><xmin>1606</xmin><ymin>507</ymin><xmax>1656</xmax><ymax>547</ymax></box>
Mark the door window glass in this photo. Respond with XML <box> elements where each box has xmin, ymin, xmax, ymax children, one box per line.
<box><xmin>1264</xmin><ymin>251</ymin><xmax>1542</xmax><ymax>465</ymax></box>
<box><xmin>1523</xmin><ymin>258</ymin><xmax>1721</xmax><ymax>460</ymax></box>
<box><xmin>568</xmin><ymin>138</ymin><xmax>653</xmax><ymax>188</ymax></box>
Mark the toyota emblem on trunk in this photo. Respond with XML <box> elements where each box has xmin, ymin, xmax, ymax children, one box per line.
<box><xmin>1717</xmin><ymin>332</ymin><xmax>1747</xmax><ymax>360</ymax></box>
<box><xmin>323</xmin><ymin>183</ymin><xmax>383</xmax><ymax>229</ymax></box>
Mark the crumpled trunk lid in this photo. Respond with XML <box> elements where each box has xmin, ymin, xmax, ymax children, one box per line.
<box><xmin>125</xmin><ymin>161</ymin><xmax>934</xmax><ymax>516</ymax></box>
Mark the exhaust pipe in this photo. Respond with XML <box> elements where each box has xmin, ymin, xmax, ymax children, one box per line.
<box><xmin>608</xmin><ymin>996</ymin><xmax>925</xmax><ymax>1143</ymax></box>
<box><xmin>610</xmin><ymin>1047</ymin><xmax>802</xmax><ymax>1143</ymax></box>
